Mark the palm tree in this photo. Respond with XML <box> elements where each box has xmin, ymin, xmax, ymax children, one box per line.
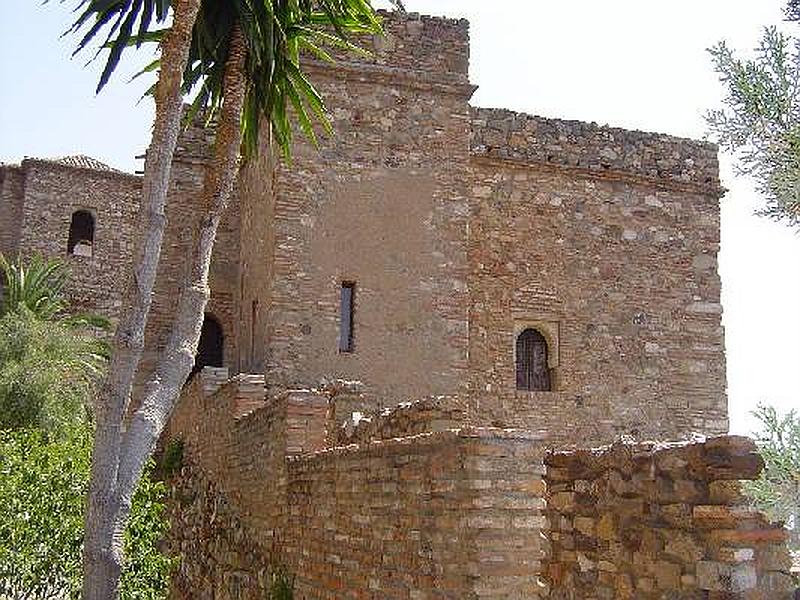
<box><xmin>65</xmin><ymin>1</ymin><xmax>385</xmax><ymax>597</ymax></box>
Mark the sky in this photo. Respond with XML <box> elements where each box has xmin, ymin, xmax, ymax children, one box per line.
<box><xmin>1</xmin><ymin>0</ymin><xmax>798</xmax><ymax>435</ymax></box>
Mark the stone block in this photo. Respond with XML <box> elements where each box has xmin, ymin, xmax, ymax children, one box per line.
<box><xmin>652</xmin><ymin>560</ymin><xmax>681</xmax><ymax>589</ymax></box>
<box><xmin>695</xmin><ymin>561</ymin><xmax>757</xmax><ymax>592</ymax></box>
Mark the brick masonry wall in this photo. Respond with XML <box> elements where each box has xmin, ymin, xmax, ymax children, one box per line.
<box><xmin>543</xmin><ymin>435</ymin><xmax>794</xmax><ymax>599</ymax></box>
<box><xmin>166</xmin><ymin>373</ymin><xmax>793</xmax><ymax>599</ymax></box>
<box><xmin>467</xmin><ymin>107</ymin><xmax>727</xmax><ymax>444</ymax></box>
<box><xmin>285</xmin><ymin>428</ymin><xmax>548</xmax><ymax>599</ymax></box>
<box><xmin>166</xmin><ymin>374</ymin><xmax>550</xmax><ymax>599</ymax></box>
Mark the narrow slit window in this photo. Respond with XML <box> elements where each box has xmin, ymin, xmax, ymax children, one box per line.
<box><xmin>250</xmin><ymin>299</ymin><xmax>258</xmax><ymax>365</ymax></box>
<box><xmin>339</xmin><ymin>282</ymin><xmax>355</xmax><ymax>353</ymax></box>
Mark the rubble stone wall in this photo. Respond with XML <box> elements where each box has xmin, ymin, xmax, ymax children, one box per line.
<box><xmin>256</xmin><ymin>13</ymin><xmax>473</xmax><ymax>407</ymax></box>
<box><xmin>0</xmin><ymin>165</ymin><xmax>25</xmax><ymax>257</ymax></box>
<box><xmin>9</xmin><ymin>160</ymin><xmax>142</xmax><ymax>319</ymax></box>
<box><xmin>543</xmin><ymin>436</ymin><xmax>794</xmax><ymax>599</ymax></box>
<box><xmin>327</xmin><ymin>395</ymin><xmax>469</xmax><ymax>447</ymax></box>
<box><xmin>467</xmin><ymin>107</ymin><xmax>727</xmax><ymax>444</ymax></box>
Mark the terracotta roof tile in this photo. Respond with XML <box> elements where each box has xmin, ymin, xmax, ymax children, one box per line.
<box><xmin>45</xmin><ymin>154</ymin><xmax>121</xmax><ymax>173</ymax></box>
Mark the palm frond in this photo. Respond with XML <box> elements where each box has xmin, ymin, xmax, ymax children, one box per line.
<box><xmin>182</xmin><ymin>0</ymin><xmax>382</xmax><ymax>160</ymax></box>
<box><xmin>56</xmin><ymin>0</ymin><xmax>172</xmax><ymax>93</ymax></box>
<box><xmin>57</xmin><ymin>0</ymin><xmax>383</xmax><ymax>158</ymax></box>
<box><xmin>0</xmin><ymin>254</ymin><xmax>69</xmax><ymax>320</ymax></box>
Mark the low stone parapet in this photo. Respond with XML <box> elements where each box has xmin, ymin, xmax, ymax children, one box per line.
<box><xmin>470</xmin><ymin>106</ymin><xmax>721</xmax><ymax>194</ymax></box>
<box><xmin>329</xmin><ymin>394</ymin><xmax>468</xmax><ymax>447</ymax></box>
<box><xmin>543</xmin><ymin>435</ymin><xmax>794</xmax><ymax>599</ymax></box>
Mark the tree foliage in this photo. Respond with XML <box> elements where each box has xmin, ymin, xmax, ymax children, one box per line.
<box><xmin>0</xmin><ymin>256</ymin><xmax>175</xmax><ymax>597</ymax></box>
<box><xmin>0</xmin><ymin>255</ymin><xmax>108</xmax><ymax>433</ymax></box>
<box><xmin>743</xmin><ymin>404</ymin><xmax>800</xmax><ymax>552</ymax></box>
<box><xmin>68</xmin><ymin>0</ymin><xmax>386</xmax><ymax>160</ymax></box>
<box><xmin>0</xmin><ymin>428</ymin><xmax>176</xmax><ymax>599</ymax></box>
<box><xmin>707</xmin><ymin>23</ymin><xmax>800</xmax><ymax>227</ymax></box>
<box><xmin>0</xmin><ymin>310</ymin><xmax>104</xmax><ymax>433</ymax></box>
<box><xmin>0</xmin><ymin>254</ymin><xmax>71</xmax><ymax>320</ymax></box>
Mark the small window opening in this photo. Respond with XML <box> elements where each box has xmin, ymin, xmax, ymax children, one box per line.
<box><xmin>192</xmin><ymin>314</ymin><xmax>224</xmax><ymax>377</ymax></box>
<box><xmin>339</xmin><ymin>282</ymin><xmax>355</xmax><ymax>353</ymax></box>
<box><xmin>67</xmin><ymin>210</ymin><xmax>95</xmax><ymax>256</ymax></box>
<box><xmin>516</xmin><ymin>328</ymin><xmax>551</xmax><ymax>391</ymax></box>
<box><xmin>250</xmin><ymin>299</ymin><xmax>258</xmax><ymax>365</ymax></box>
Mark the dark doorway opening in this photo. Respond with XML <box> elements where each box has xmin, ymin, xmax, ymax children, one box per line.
<box><xmin>192</xmin><ymin>314</ymin><xmax>224</xmax><ymax>377</ymax></box>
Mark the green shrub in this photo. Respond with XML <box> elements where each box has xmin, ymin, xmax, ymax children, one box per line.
<box><xmin>0</xmin><ymin>310</ymin><xmax>106</xmax><ymax>434</ymax></box>
<box><xmin>0</xmin><ymin>427</ymin><xmax>176</xmax><ymax>598</ymax></box>
<box><xmin>743</xmin><ymin>404</ymin><xmax>800</xmax><ymax>553</ymax></box>
<box><xmin>158</xmin><ymin>438</ymin><xmax>184</xmax><ymax>480</ymax></box>
<box><xmin>268</xmin><ymin>569</ymin><xmax>295</xmax><ymax>600</ymax></box>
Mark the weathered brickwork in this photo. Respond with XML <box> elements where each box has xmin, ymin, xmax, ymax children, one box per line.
<box><xmin>164</xmin><ymin>372</ymin><xmax>792</xmax><ymax>599</ymax></box>
<box><xmin>544</xmin><ymin>436</ymin><xmax>794</xmax><ymax>599</ymax></box>
<box><xmin>167</xmin><ymin>372</ymin><xmax>550</xmax><ymax>599</ymax></box>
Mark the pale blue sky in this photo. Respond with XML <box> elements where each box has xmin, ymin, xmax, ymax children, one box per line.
<box><xmin>1</xmin><ymin>0</ymin><xmax>797</xmax><ymax>434</ymax></box>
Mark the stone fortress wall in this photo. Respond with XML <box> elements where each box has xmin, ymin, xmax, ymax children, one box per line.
<box><xmin>0</xmin><ymin>9</ymin><xmax>780</xmax><ymax>599</ymax></box>
<box><xmin>467</xmin><ymin>108</ymin><xmax>727</xmax><ymax>443</ymax></box>
<box><xmin>0</xmin><ymin>157</ymin><xmax>141</xmax><ymax>318</ymax></box>
<box><xmin>229</xmin><ymin>10</ymin><xmax>728</xmax><ymax>444</ymax></box>
<box><xmin>245</xmin><ymin>11</ymin><xmax>475</xmax><ymax>407</ymax></box>
<box><xmin>0</xmin><ymin>10</ymin><xmax>728</xmax><ymax>443</ymax></box>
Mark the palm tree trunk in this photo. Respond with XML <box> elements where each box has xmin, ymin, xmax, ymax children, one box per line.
<box><xmin>88</xmin><ymin>25</ymin><xmax>248</xmax><ymax>598</ymax></box>
<box><xmin>81</xmin><ymin>0</ymin><xmax>201</xmax><ymax>597</ymax></box>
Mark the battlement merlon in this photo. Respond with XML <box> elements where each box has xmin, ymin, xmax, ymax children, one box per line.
<box><xmin>471</xmin><ymin>107</ymin><xmax>723</xmax><ymax>195</ymax></box>
<box><xmin>302</xmin><ymin>10</ymin><xmax>474</xmax><ymax>97</ymax></box>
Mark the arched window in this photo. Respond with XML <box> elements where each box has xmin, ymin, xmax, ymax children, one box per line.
<box><xmin>192</xmin><ymin>314</ymin><xmax>224</xmax><ymax>377</ymax></box>
<box><xmin>515</xmin><ymin>328</ymin><xmax>551</xmax><ymax>391</ymax></box>
<box><xmin>67</xmin><ymin>210</ymin><xmax>95</xmax><ymax>256</ymax></box>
